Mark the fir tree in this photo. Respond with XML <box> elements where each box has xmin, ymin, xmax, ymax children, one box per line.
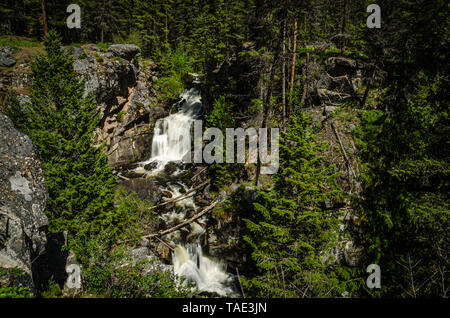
<box><xmin>20</xmin><ymin>30</ymin><xmax>116</xmax><ymax>235</ymax></box>
<box><xmin>354</xmin><ymin>0</ymin><xmax>449</xmax><ymax>297</ymax></box>
<box><xmin>236</xmin><ymin>112</ymin><xmax>355</xmax><ymax>297</ymax></box>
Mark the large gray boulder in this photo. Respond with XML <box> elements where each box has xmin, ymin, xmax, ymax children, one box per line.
<box><xmin>0</xmin><ymin>112</ymin><xmax>48</xmax><ymax>292</ymax></box>
<box><xmin>108</xmin><ymin>44</ymin><xmax>141</xmax><ymax>61</ymax></box>
<box><xmin>0</xmin><ymin>46</ymin><xmax>16</xmax><ymax>67</ymax></box>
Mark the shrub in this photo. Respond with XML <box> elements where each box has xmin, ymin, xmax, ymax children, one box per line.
<box><xmin>0</xmin><ymin>268</ymin><xmax>33</xmax><ymax>298</ymax></box>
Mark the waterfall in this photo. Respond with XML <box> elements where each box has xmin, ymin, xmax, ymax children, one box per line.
<box><xmin>142</xmin><ymin>88</ymin><xmax>202</xmax><ymax>171</ymax></box>
<box><xmin>173</xmin><ymin>244</ymin><xmax>236</xmax><ymax>297</ymax></box>
<box><xmin>137</xmin><ymin>86</ymin><xmax>238</xmax><ymax>297</ymax></box>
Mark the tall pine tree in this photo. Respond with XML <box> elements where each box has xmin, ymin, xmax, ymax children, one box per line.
<box><xmin>235</xmin><ymin>112</ymin><xmax>356</xmax><ymax>297</ymax></box>
<box><xmin>20</xmin><ymin>30</ymin><xmax>116</xmax><ymax>235</ymax></box>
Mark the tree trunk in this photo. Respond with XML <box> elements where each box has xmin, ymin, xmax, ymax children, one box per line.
<box><xmin>256</xmin><ymin>51</ymin><xmax>279</xmax><ymax>187</ymax></box>
<box><xmin>289</xmin><ymin>19</ymin><xmax>298</xmax><ymax>115</ymax></box>
<box><xmin>341</xmin><ymin>0</ymin><xmax>350</xmax><ymax>54</ymax></box>
<box><xmin>281</xmin><ymin>7</ymin><xmax>287</xmax><ymax>128</ymax></box>
<box><xmin>165</xmin><ymin>7</ymin><xmax>169</xmax><ymax>46</ymax></box>
<box><xmin>300</xmin><ymin>51</ymin><xmax>309</xmax><ymax>105</ymax></box>
<box><xmin>300</xmin><ymin>15</ymin><xmax>309</xmax><ymax>106</ymax></box>
<box><xmin>101</xmin><ymin>27</ymin><xmax>104</xmax><ymax>44</ymax></box>
<box><xmin>360</xmin><ymin>67</ymin><xmax>376</xmax><ymax>108</ymax></box>
<box><xmin>41</xmin><ymin>0</ymin><xmax>48</xmax><ymax>38</ymax></box>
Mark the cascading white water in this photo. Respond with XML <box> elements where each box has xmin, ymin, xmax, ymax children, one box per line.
<box><xmin>141</xmin><ymin>88</ymin><xmax>202</xmax><ymax>171</ymax></box>
<box><xmin>137</xmin><ymin>85</ymin><xmax>237</xmax><ymax>297</ymax></box>
<box><xmin>173</xmin><ymin>244</ymin><xmax>237</xmax><ymax>297</ymax></box>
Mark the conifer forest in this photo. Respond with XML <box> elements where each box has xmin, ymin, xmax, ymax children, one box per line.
<box><xmin>0</xmin><ymin>0</ymin><xmax>448</xmax><ymax>303</ymax></box>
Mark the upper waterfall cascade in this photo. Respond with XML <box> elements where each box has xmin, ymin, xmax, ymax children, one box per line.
<box><xmin>141</xmin><ymin>88</ymin><xmax>202</xmax><ymax>172</ymax></box>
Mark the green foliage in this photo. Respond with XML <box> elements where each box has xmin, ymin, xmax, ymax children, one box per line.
<box><xmin>0</xmin><ymin>268</ymin><xmax>33</xmax><ymax>298</ymax></box>
<box><xmin>116</xmin><ymin>111</ymin><xmax>124</xmax><ymax>123</ymax></box>
<box><xmin>110</xmin><ymin>188</ymin><xmax>156</xmax><ymax>243</ymax></box>
<box><xmin>97</xmin><ymin>42</ymin><xmax>109</xmax><ymax>52</ymax></box>
<box><xmin>0</xmin><ymin>35</ymin><xmax>41</xmax><ymax>49</ymax></box>
<box><xmin>206</xmin><ymin>96</ymin><xmax>240</xmax><ymax>189</ymax></box>
<box><xmin>72</xmin><ymin>229</ymin><xmax>190</xmax><ymax>298</ymax></box>
<box><xmin>233</xmin><ymin>112</ymin><xmax>358</xmax><ymax>297</ymax></box>
<box><xmin>155</xmin><ymin>45</ymin><xmax>194</xmax><ymax>101</ymax></box>
<box><xmin>206</xmin><ymin>96</ymin><xmax>236</xmax><ymax>131</ymax></box>
<box><xmin>355</xmin><ymin>74</ymin><xmax>450</xmax><ymax>297</ymax></box>
<box><xmin>40</xmin><ymin>278</ymin><xmax>62</xmax><ymax>298</ymax></box>
<box><xmin>3</xmin><ymin>92</ymin><xmax>28</xmax><ymax>128</ymax></box>
<box><xmin>354</xmin><ymin>1</ymin><xmax>449</xmax><ymax>297</ymax></box>
<box><xmin>66</xmin><ymin>189</ymin><xmax>185</xmax><ymax>298</ymax></box>
<box><xmin>11</xmin><ymin>30</ymin><xmax>116</xmax><ymax>237</ymax></box>
<box><xmin>157</xmin><ymin>76</ymin><xmax>185</xmax><ymax>101</ymax></box>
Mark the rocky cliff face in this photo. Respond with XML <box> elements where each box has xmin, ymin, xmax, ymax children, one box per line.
<box><xmin>68</xmin><ymin>44</ymin><xmax>168</xmax><ymax>170</ymax></box>
<box><xmin>0</xmin><ymin>112</ymin><xmax>48</xmax><ymax>292</ymax></box>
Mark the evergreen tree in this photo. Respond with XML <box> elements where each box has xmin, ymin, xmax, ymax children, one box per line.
<box><xmin>235</xmin><ymin>112</ymin><xmax>356</xmax><ymax>297</ymax></box>
<box><xmin>19</xmin><ymin>30</ymin><xmax>116</xmax><ymax>235</ymax></box>
<box><xmin>205</xmin><ymin>95</ymin><xmax>239</xmax><ymax>189</ymax></box>
<box><xmin>355</xmin><ymin>0</ymin><xmax>449</xmax><ymax>297</ymax></box>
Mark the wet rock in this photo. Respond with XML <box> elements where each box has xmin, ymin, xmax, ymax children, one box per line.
<box><xmin>108</xmin><ymin>44</ymin><xmax>141</xmax><ymax>61</ymax></box>
<box><xmin>161</xmin><ymin>190</ymin><xmax>173</xmax><ymax>198</ymax></box>
<box><xmin>150</xmin><ymin>106</ymin><xmax>168</xmax><ymax>120</ymax></box>
<box><xmin>185</xmin><ymin>209</ymin><xmax>195</xmax><ymax>218</ymax></box>
<box><xmin>203</xmin><ymin>184</ymin><xmax>212</xmax><ymax>200</ymax></box>
<box><xmin>107</xmin><ymin>125</ymin><xmax>153</xmax><ymax>169</ymax></box>
<box><xmin>164</xmin><ymin>162</ymin><xmax>178</xmax><ymax>175</ymax></box>
<box><xmin>144</xmin><ymin>161</ymin><xmax>159</xmax><ymax>171</ymax></box>
<box><xmin>218</xmin><ymin>191</ymin><xmax>227</xmax><ymax>203</ymax></box>
<box><xmin>244</xmin><ymin>186</ymin><xmax>257</xmax><ymax>202</ymax></box>
<box><xmin>32</xmin><ymin>232</ymin><xmax>68</xmax><ymax>291</ymax></box>
<box><xmin>120</xmin><ymin>169</ymin><xmax>146</xmax><ymax>179</ymax></box>
<box><xmin>0</xmin><ymin>112</ymin><xmax>48</xmax><ymax>293</ymax></box>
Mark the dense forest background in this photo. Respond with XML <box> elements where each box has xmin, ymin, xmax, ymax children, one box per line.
<box><xmin>0</xmin><ymin>0</ymin><xmax>448</xmax><ymax>298</ymax></box>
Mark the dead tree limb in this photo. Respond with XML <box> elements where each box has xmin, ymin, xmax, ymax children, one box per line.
<box><xmin>150</xmin><ymin>180</ymin><xmax>209</xmax><ymax>210</ymax></box>
<box><xmin>330</xmin><ymin>122</ymin><xmax>358</xmax><ymax>185</ymax></box>
<box><xmin>154</xmin><ymin>236</ymin><xmax>174</xmax><ymax>252</ymax></box>
<box><xmin>191</xmin><ymin>166</ymin><xmax>208</xmax><ymax>181</ymax></box>
<box><xmin>143</xmin><ymin>201</ymin><xmax>220</xmax><ymax>239</ymax></box>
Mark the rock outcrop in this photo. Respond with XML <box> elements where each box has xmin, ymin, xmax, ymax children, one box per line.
<box><xmin>0</xmin><ymin>46</ymin><xmax>16</xmax><ymax>67</ymax></box>
<box><xmin>0</xmin><ymin>112</ymin><xmax>48</xmax><ymax>293</ymax></box>
<box><xmin>108</xmin><ymin>44</ymin><xmax>141</xmax><ymax>61</ymax></box>
<box><xmin>67</xmin><ymin>44</ymin><xmax>166</xmax><ymax>169</ymax></box>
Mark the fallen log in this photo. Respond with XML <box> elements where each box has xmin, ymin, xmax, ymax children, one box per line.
<box><xmin>150</xmin><ymin>179</ymin><xmax>209</xmax><ymax>210</ymax></box>
<box><xmin>143</xmin><ymin>201</ymin><xmax>220</xmax><ymax>239</ymax></box>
